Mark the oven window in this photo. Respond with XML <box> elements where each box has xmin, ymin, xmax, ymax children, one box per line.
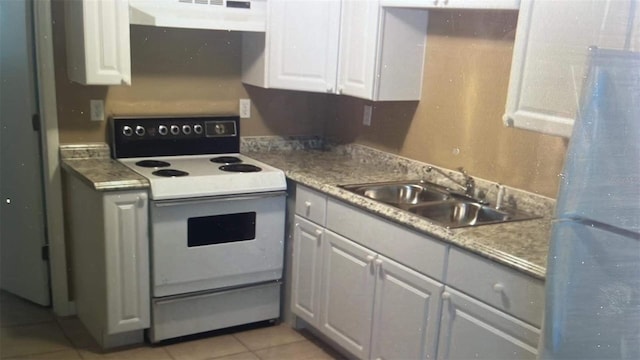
<box><xmin>188</xmin><ymin>212</ymin><xmax>256</xmax><ymax>247</ymax></box>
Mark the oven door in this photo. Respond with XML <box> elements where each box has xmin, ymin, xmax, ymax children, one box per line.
<box><xmin>150</xmin><ymin>191</ymin><xmax>285</xmax><ymax>297</ymax></box>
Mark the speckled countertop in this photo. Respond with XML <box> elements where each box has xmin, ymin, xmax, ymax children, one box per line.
<box><xmin>60</xmin><ymin>140</ymin><xmax>551</xmax><ymax>280</ymax></box>
<box><xmin>60</xmin><ymin>143</ymin><xmax>149</xmax><ymax>191</ymax></box>
<box><xmin>245</xmin><ymin>147</ymin><xmax>551</xmax><ymax>280</ymax></box>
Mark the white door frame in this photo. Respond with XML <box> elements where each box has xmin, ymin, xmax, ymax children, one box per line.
<box><xmin>33</xmin><ymin>0</ymin><xmax>74</xmax><ymax>316</ymax></box>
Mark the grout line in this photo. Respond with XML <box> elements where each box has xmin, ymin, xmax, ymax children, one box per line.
<box><xmin>1</xmin><ymin>348</ymin><xmax>82</xmax><ymax>360</ymax></box>
<box><xmin>0</xmin><ymin>318</ymin><xmax>57</xmax><ymax>329</ymax></box>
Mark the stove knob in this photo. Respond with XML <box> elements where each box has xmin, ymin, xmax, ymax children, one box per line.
<box><xmin>214</xmin><ymin>123</ymin><xmax>225</xmax><ymax>135</ymax></box>
<box><xmin>122</xmin><ymin>126</ymin><xmax>133</xmax><ymax>136</ymax></box>
<box><xmin>135</xmin><ymin>126</ymin><xmax>146</xmax><ymax>136</ymax></box>
<box><xmin>158</xmin><ymin>125</ymin><xmax>168</xmax><ymax>136</ymax></box>
<box><xmin>182</xmin><ymin>125</ymin><xmax>192</xmax><ymax>135</ymax></box>
<box><xmin>193</xmin><ymin>124</ymin><xmax>203</xmax><ymax>135</ymax></box>
<box><xmin>170</xmin><ymin>125</ymin><xmax>180</xmax><ymax>135</ymax></box>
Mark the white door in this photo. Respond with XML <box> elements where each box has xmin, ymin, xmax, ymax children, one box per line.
<box><xmin>437</xmin><ymin>287</ymin><xmax>540</xmax><ymax>360</ymax></box>
<box><xmin>320</xmin><ymin>230</ymin><xmax>376</xmax><ymax>359</ymax></box>
<box><xmin>336</xmin><ymin>0</ymin><xmax>380</xmax><ymax>99</ymax></box>
<box><xmin>291</xmin><ymin>216</ymin><xmax>324</xmax><ymax>326</ymax></box>
<box><xmin>504</xmin><ymin>0</ymin><xmax>639</xmax><ymax>137</ymax></box>
<box><xmin>151</xmin><ymin>193</ymin><xmax>285</xmax><ymax>297</ymax></box>
<box><xmin>104</xmin><ymin>191</ymin><xmax>150</xmax><ymax>334</ymax></box>
<box><xmin>267</xmin><ymin>0</ymin><xmax>340</xmax><ymax>93</ymax></box>
<box><xmin>0</xmin><ymin>0</ymin><xmax>50</xmax><ymax>305</ymax></box>
<box><xmin>370</xmin><ymin>255</ymin><xmax>443</xmax><ymax>360</ymax></box>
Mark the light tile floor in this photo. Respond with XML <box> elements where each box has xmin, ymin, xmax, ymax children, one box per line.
<box><xmin>0</xmin><ymin>291</ymin><xmax>343</xmax><ymax>360</ymax></box>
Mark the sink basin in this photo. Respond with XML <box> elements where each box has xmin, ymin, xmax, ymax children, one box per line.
<box><xmin>340</xmin><ymin>180</ymin><xmax>540</xmax><ymax>228</ymax></box>
<box><xmin>340</xmin><ymin>181</ymin><xmax>449</xmax><ymax>206</ymax></box>
<box><xmin>408</xmin><ymin>201</ymin><xmax>512</xmax><ymax>228</ymax></box>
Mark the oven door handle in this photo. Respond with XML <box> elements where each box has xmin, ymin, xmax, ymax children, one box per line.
<box><xmin>152</xmin><ymin>191</ymin><xmax>287</xmax><ymax>208</ymax></box>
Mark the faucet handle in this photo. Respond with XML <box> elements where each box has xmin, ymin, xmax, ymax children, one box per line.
<box><xmin>495</xmin><ymin>184</ymin><xmax>505</xmax><ymax>210</ymax></box>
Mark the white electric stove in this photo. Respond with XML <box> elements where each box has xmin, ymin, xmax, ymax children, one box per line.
<box><xmin>111</xmin><ymin>115</ymin><xmax>286</xmax><ymax>342</ymax></box>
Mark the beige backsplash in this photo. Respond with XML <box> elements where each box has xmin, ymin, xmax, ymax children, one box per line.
<box><xmin>53</xmin><ymin>2</ymin><xmax>566</xmax><ymax>198</ymax></box>
<box><xmin>325</xmin><ymin>11</ymin><xmax>568</xmax><ymax>198</ymax></box>
<box><xmin>51</xmin><ymin>0</ymin><xmax>327</xmax><ymax>144</ymax></box>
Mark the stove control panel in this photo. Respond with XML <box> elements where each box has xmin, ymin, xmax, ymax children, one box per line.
<box><xmin>116</xmin><ymin>118</ymin><xmax>237</xmax><ymax>140</ymax></box>
<box><xmin>111</xmin><ymin>116</ymin><xmax>241</xmax><ymax>158</ymax></box>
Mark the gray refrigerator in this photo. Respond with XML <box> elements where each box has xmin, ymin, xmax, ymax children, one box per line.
<box><xmin>540</xmin><ymin>48</ymin><xmax>640</xmax><ymax>359</ymax></box>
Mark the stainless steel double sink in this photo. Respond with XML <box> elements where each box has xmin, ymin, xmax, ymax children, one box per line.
<box><xmin>340</xmin><ymin>180</ymin><xmax>538</xmax><ymax>228</ymax></box>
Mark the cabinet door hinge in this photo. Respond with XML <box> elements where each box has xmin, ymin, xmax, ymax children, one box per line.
<box><xmin>32</xmin><ymin>113</ymin><xmax>41</xmax><ymax>132</ymax></box>
<box><xmin>41</xmin><ymin>244</ymin><xmax>49</xmax><ymax>261</ymax></box>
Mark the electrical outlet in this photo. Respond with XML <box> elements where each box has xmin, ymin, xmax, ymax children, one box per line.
<box><xmin>363</xmin><ymin>105</ymin><xmax>372</xmax><ymax>126</ymax></box>
<box><xmin>90</xmin><ymin>100</ymin><xmax>104</xmax><ymax>121</ymax></box>
<box><xmin>239</xmin><ymin>99</ymin><xmax>251</xmax><ymax>119</ymax></box>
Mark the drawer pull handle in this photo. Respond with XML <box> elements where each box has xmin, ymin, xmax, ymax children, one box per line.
<box><xmin>304</xmin><ymin>201</ymin><xmax>312</xmax><ymax>215</ymax></box>
<box><xmin>315</xmin><ymin>229</ymin><xmax>322</xmax><ymax>237</ymax></box>
<box><xmin>374</xmin><ymin>258</ymin><xmax>383</xmax><ymax>266</ymax></box>
<box><xmin>366</xmin><ymin>255</ymin><xmax>376</xmax><ymax>263</ymax></box>
<box><xmin>493</xmin><ymin>283</ymin><xmax>505</xmax><ymax>292</ymax></box>
<box><xmin>442</xmin><ymin>291</ymin><xmax>451</xmax><ymax>300</ymax></box>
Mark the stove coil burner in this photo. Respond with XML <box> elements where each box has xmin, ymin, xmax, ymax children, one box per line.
<box><xmin>136</xmin><ymin>160</ymin><xmax>171</xmax><ymax>168</ymax></box>
<box><xmin>210</xmin><ymin>156</ymin><xmax>242</xmax><ymax>164</ymax></box>
<box><xmin>152</xmin><ymin>169</ymin><xmax>189</xmax><ymax>177</ymax></box>
<box><xmin>219</xmin><ymin>164</ymin><xmax>262</xmax><ymax>173</ymax></box>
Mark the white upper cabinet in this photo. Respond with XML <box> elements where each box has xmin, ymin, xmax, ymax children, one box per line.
<box><xmin>503</xmin><ymin>0</ymin><xmax>639</xmax><ymax>137</ymax></box>
<box><xmin>242</xmin><ymin>0</ymin><xmax>428</xmax><ymax>101</ymax></box>
<box><xmin>265</xmin><ymin>0</ymin><xmax>341</xmax><ymax>93</ymax></box>
<box><xmin>65</xmin><ymin>0</ymin><xmax>131</xmax><ymax>85</ymax></box>
<box><xmin>379</xmin><ymin>0</ymin><xmax>520</xmax><ymax>10</ymax></box>
<box><xmin>339</xmin><ymin>3</ymin><xmax>429</xmax><ymax>100</ymax></box>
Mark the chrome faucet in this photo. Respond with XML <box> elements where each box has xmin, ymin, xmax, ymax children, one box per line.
<box><xmin>425</xmin><ymin>166</ymin><xmax>476</xmax><ymax>197</ymax></box>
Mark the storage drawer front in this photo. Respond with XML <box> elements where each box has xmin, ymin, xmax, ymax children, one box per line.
<box><xmin>326</xmin><ymin>199</ymin><xmax>446</xmax><ymax>281</ymax></box>
<box><xmin>150</xmin><ymin>282</ymin><xmax>281</xmax><ymax>342</ymax></box>
<box><xmin>447</xmin><ymin>248</ymin><xmax>545</xmax><ymax>327</ymax></box>
<box><xmin>295</xmin><ymin>185</ymin><xmax>327</xmax><ymax>226</ymax></box>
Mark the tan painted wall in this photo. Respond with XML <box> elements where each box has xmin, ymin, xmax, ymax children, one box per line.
<box><xmin>51</xmin><ymin>0</ymin><xmax>327</xmax><ymax>144</ymax></box>
<box><xmin>53</xmin><ymin>3</ymin><xmax>566</xmax><ymax>198</ymax></box>
<box><xmin>326</xmin><ymin>11</ymin><xmax>568</xmax><ymax>198</ymax></box>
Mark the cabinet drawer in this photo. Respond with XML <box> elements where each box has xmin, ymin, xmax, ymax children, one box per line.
<box><xmin>446</xmin><ymin>248</ymin><xmax>545</xmax><ymax>327</ymax></box>
<box><xmin>326</xmin><ymin>199</ymin><xmax>446</xmax><ymax>281</ymax></box>
<box><xmin>295</xmin><ymin>185</ymin><xmax>327</xmax><ymax>226</ymax></box>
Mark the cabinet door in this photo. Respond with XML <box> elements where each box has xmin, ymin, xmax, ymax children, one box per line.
<box><xmin>504</xmin><ymin>0</ymin><xmax>639</xmax><ymax>137</ymax></box>
<box><xmin>337</xmin><ymin>0</ymin><xmax>380</xmax><ymax>99</ymax></box>
<box><xmin>267</xmin><ymin>0</ymin><xmax>340</xmax><ymax>93</ymax></box>
<box><xmin>320</xmin><ymin>231</ymin><xmax>377</xmax><ymax>359</ymax></box>
<box><xmin>437</xmin><ymin>287</ymin><xmax>540</xmax><ymax>360</ymax></box>
<box><xmin>370</xmin><ymin>255</ymin><xmax>443</xmax><ymax>360</ymax></box>
<box><xmin>291</xmin><ymin>216</ymin><xmax>324</xmax><ymax>326</ymax></box>
<box><xmin>64</xmin><ymin>0</ymin><xmax>131</xmax><ymax>85</ymax></box>
<box><xmin>103</xmin><ymin>191</ymin><xmax>150</xmax><ymax>334</ymax></box>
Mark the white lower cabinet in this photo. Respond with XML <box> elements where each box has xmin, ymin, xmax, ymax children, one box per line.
<box><xmin>291</xmin><ymin>183</ymin><xmax>542</xmax><ymax>359</ymax></box>
<box><xmin>437</xmin><ymin>287</ymin><xmax>540</xmax><ymax>360</ymax></box>
<box><xmin>291</xmin><ymin>216</ymin><xmax>324</xmax><ymax>326</ymax></box>
<box><xmin>292</xmin><ymin>212</ymin><xmax>443</xmax><ymax>359</ymax></box>
<box><xmin>320</xmin><ymin>230</ymin><xmax>444</xmax><ymax>359</ymax></box>
<box><xmin>370</xmin><ymin>253</ymin><xmax>443</xmax><ymax>360</ymax></box>
<box><xmin>320</xmin><ymin>231</ymin><xmax>377</xmax><ymax>359</ymax></box>
<box><xmin>66</xmin><ymin>175</ymin><xmax>149</xmax><ymax>349</ymax></box>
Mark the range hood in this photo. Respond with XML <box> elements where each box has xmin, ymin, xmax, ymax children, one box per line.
<box><xmin>129</xmin><ymin>0</ymin><xmax>267</xmax><ymax>32</ymax></box>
